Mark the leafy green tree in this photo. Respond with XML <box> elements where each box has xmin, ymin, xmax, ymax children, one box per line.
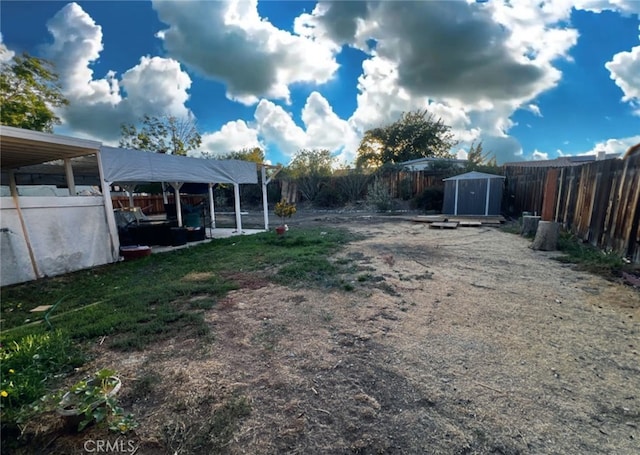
<box><xmin>219</xmin><ymin>147</ymin><xmax>265</xmax><ymax>163</ymax></box>
<box><xmin>464</xmin><ymin>141</ymin><xmax>501</xmax><ymax>174</ymax></box>
<box><xmin>286</xmin><ymin>149</ymin><xmax>335</xmax><ymax>202</ymax></box>
<box><xmin>465</xmin><ymin>141</ymin><xmax>496</xmax><ymax>170</ymax></box>
<box><xmin>356</xmin><ymin>110</ymin><xmax>457</xmax><ymax>167</ymax></box>
<box><xmin>0</xmin><ymin>51</ymin><xmax>68</xmax><ymax>132</ymax></box>
<box><xmin>119</xmin><ymin>114</ymin><xmax>201</xmax><ymax>155</ymax></box>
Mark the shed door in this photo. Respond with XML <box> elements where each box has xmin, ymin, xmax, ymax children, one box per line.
<box><xmin>457</xmin><ymin>179</ymin><xmax>487</xmax><ymax>216</ymax></box>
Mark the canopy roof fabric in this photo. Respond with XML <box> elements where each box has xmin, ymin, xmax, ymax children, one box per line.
<box><xmin>100</xmin><ymin>146</ymin><xmax>257</xmax><ymax>184</ymax></box>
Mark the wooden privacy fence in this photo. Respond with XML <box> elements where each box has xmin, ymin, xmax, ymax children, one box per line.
<box><xmin>505</xmin><ymin>154</ymin><xmax>640</xmax><ymax>262</ymax></box>
<box><xmin>379</xmin><ymin>171</ymin><xmax>449</xmax><ymax>198</ymax></box>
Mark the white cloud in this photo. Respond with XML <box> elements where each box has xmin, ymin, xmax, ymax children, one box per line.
<box><xmin>297</xmin><ymin>1</ymin><xmax>585</xmax><ymax>165</ymax></box>
<box><xmin>120</xmin><ymin>56</ymin><xmax>192</xmax><ymax>119</ymax></box>
<box><xmin>40</xmin><ymin>2</ymin><xmax>194</xmax><ymax>143</ymax></box>
<box><xmin>532</xmin><ymin>150</ymin><xmax>550</xmax><ymax>160</ymax></box>
<box><xmin>0</xmin><ymin>33</ymin><xmax>15</xmax><ymax>63</ymax></box>
<box><xmin>573</xmin><ymin>0</ymin><xmax>640</xmax><ymax>15</ymax></box>
<box><xmin>582</xmin><ymin>135</ymin><xmax>640</xmax><ymax>155</ymax></box>
<box><xmin>302</xmin><ymin>91</ymin><xmax>360</xmax><ymax>162</ymax></box>
<box><xmin>606</xmin><ymin>45</ymin><xmax>640</xmax><ymax>114</ymax></box>
<box><xmin>153</xmin><ymin>0</ymin><xmax>339</xmax><ymax>105</ymax></box>
<box><xmin>526</xmin><ymin>104</ymin><xmax>543</xmax><ymax>117</ymax></box>
<box><xmin>199</xmin><ymin>120</ymin><xmax>262</xmax><ymax>157</ymax></box>
<box><xmin>254</xmin><ymin>100</ymin><xmax>308</xmax><ymax>158</ymax></box>
<box><xmin>249</xmin><ymin>92</ymin><xmax>362</xmax><ymax>164</ymax></box>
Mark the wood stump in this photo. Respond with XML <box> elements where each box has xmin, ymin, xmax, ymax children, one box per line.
<box><xmin>521</xmin><ymin>215</ymin><xmax>541</xmax><ymax>237</ymax></box>
<box><xmin>531</xmin><ymin>221</ymin><xmax>560</xmax><ymax>251</ymax></box>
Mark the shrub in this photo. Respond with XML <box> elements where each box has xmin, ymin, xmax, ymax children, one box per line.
<box><xmin>399</xmin><ymin>177</ymin><xmax>413</xmax><ymax>201</ymax></box>
<box><xmin>314</xmin><ymin>185</ymin><xmax>344</xmax><ymax>208</ymax></box>
<box><xmin>366</xmin><ymin>177</ymin><xmax>393</xmax><ymax>212</ymax></box>
<box><xmin>334</xmin><ymin>170</ymin><xmax>371</xmax><ymax>203</ymax></box>
<box><xmin>411</xmin><ymin>187</ymin><xmax>444</xmax><ymax>212</ymax></box>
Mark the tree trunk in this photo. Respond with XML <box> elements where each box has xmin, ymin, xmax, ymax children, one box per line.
<box><xmin>531</xmin><ymin>221</ymin><xmax>560</xmax><ymax>251</ymax></box>
<box><xmin>521</xmin><ymin>215</ymin><xmax>541</xmax><ymax>237</ymax></box>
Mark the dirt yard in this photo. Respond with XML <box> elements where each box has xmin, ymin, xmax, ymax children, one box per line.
<box><xmin>36</xmin><ymin>215</ymin><xmax>640</xmax><ymax>454</ymax></box>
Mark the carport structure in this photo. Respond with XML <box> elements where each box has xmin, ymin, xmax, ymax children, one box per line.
<box><xmin>1</xmin><ymin>126</ymin><xmax>118</xmax><ymax>286</ymax></box>
<box><xmin>1</xmin><ymin>126</ymin><xmax>264</xmax><ymax>286</ymax></box>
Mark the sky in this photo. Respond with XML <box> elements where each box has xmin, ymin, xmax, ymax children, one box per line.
<box><xmin>1</xmin><ymin>0</ymin><xmax>639</xmax><ymax>165</ymax></box>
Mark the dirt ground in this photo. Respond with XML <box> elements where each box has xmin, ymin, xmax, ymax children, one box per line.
<box><xmin>29</xmin><ymin>213</ymin><xmax>640</xmax><ymax>454</ymax></box>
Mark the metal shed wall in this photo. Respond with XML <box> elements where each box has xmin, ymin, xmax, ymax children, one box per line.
<box><xmin>442</xmin><ymin>174</ymin><xmax>504</xmax><ymax>216</ymax></box>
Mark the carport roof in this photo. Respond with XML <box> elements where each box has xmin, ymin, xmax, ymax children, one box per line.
<box><xmin>0</xmin><ymin>126</ymin><xmax>102</xmax><ymax>170</ymax></box>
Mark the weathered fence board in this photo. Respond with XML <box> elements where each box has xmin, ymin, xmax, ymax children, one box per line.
<box><xmin>505</xmin><ymin>154</ymin><xmax>640</xmax><ymax>262</ymax></box>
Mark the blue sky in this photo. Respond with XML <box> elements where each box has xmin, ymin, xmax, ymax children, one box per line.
<box><xmin>1</xmin><ymin>1</ymin><xmax>638</xmax><ymax>165</ymax></box>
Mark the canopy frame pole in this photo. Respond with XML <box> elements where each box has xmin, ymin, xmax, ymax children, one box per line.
<box><xmin>233</xmin><ymin>183</ymin><xmax>242</xmax><ymax>233</ymax></box>
<box><xmin>262</xmin><ymin>166</ymin><xmax>269</xmax><ymax>230</ymax></box>
<box><xmin>64</xmin><ymin>158</ymin><xmax>76</xmax><ymax>196</ymax></box>
<box><xmin>170</xmin><ymin>182</ymin><xmax>184</xmax><ymax>227</ymax></box>
<box><xmin>122</xmin><ymin>183</ymin><xmax>136</xmax><ymax>208</ymax></box>
<box><xmin>261</xmin><ymin>165</ymin><xmax>282</xmax><ymax>231</ymax></box>
<box><xmin>96</xmin><ymin>149</ymin><xmax>120</xmax><ymax>260</ymax></box>
<box><xmin>9</xmin><ymin>170</ymin><xmax>41</xmax><ymax>279</ymax></box>
<box><xmin>161</xmin><ymin>182</ymin><xmax>168</xmax><ymax>204</ymax></box>
<box><xmin>208</xmin><ymin>183</ymin><xmax>216</xmax><ymax>230</ymax></box>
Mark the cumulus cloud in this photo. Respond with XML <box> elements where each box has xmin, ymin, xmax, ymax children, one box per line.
<box><xmin>250</xmin><ymin>92</ymin><xmax>361</xmax><ymax>164</ymax></box>
<box><xmin>153</xmin><ymin>0</ymin><xmax>339</xmax><ymax>105</ymax></box>
<box><xmin>573</xmin><ymin>0</ymin><xmax>640</xmax><ymax>15</ymax></box>
<box><xmin>40</xmin><ymin>2</ymin><xmax>194</xmax><ymax>143</ymax></box>
<box><xmin>606</xmin><ymin>46</ymin><xmax>640</xmax><ymax>114</ymax></box>
<box><xmin>0</xmin><ymin>33</ymin><xmax>15</xmax><ymax>63</ymax></box>
<box><xmin>532</xmin><ymin>150</ymin><xmax>550</xmax><ymax>160</ymax></box>
<box><xmin>199</xmin><ymin>120</ymin><xmax>262</xmax><ymax>157</ymax></box>
<box><xmin>295</xmin><ymin>0</ymin><xmax>585</xmax><ymax>164</ymax></box>
<box><xmin>582</xmin><ymin>135</ymin><xmax>640</xmax><ymax>155</ymax></box>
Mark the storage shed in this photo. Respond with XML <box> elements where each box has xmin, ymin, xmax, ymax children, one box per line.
<box><xmin>442</xmin><ymin>171</ymin><xmax>505</xmax><ymax>216</ymax></box>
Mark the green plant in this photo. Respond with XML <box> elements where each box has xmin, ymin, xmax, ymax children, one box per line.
<box><xmin>411</xmin><ymin>187</ymin><xmax>444</xmax><ymax>212</ymax></box>
<box><xmin>0</xmin><ymin>331</ymin><xmax>84</xmax><ymax>428</ymax></box>
<box><xmin>366</xmin><ymin>177</ymin><xmax>393</xmax><ymax>212</ymax></box>
<box><xmin>314</xmin><ymin>184</ymin><xmax>344</xmax><ymax>208</ymax></box>
<box><xmin>555</xmin><ymin>232</ymin><xmax>631</xmax><ymax>280</ymax></box>
<box><xmin>274</xmin><ymin>199</ymin><xmax>297</xmax><ymax>226</ymax></box>
<box><xmin>51</xmin><ymin>368</ymin><xmax>136</xmax><ymax>432</ymax></box>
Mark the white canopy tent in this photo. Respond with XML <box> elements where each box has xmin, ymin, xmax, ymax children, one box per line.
<box><xmin>0</xmin><ymin>126</ymin><xmax>269</xmax><ymax>286</ymax></box>
<box><xmin>100</xmin><ymin>146</ymin><xmax>259</xmax><ymax>231</ymax></box>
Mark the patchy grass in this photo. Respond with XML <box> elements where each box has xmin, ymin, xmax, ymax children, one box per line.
<box><xmin>555</xmin><ymin>231</ymin><xmax>638</xmax><ymax>280</ymax></box>
<box><xmin>500</xmin><ymin>220</ymin><xmax>522</xmax><ymax>235</ymax></box>
<box><xmin>1</xmin><ymin>227</ymin><xmax>358</xmax><ymax>348</ymax></box>
<box><xmin>0</xmin><ymin>227</ymin><xmax>358</xmax><ymax>446</ymax></box>
<box><xmin>162</xmin><ymin>394</ymin><xmax>251</xmax><ymax>454</ymax></box>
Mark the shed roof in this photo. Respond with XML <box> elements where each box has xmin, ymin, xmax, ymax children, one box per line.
<box><xmin>0</xmin><ymin>125</ymin><xmax>102</xmax><ymax>170</ymax></box>
<box><xmin>443</xmin><ymin>171</ymin><xmax>505</xmax><ymax>181</ymax></box>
